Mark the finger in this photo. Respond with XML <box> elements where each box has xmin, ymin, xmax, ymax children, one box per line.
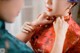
<box><xmin>23</xmin><ymin>22</ymin><xmax>34</xmax><ymax>30</ymax></box>
<box><xmin>23</xmin><ymin>27</ymin><xmax>33</xmax><ymax>32</ymax></box>
<box><xmin>61</xmin><ymin>17</ymin><xmax>69</xmax><ymax>31</ymax></box>
<box><xmin>24</xmin><ymin>24</ymin><xmax>34</xmax><ymax>30</ymax></box>
<box><xmin>62</xmin><ymin>16</ymin><xmax>69</xmax><ymax>28</ymax></box>
<box><xmin>53</xmin><ymin>22</ymin><xmax>56</xmax><ymax>29</ymax></box>
<box><xmin>62</xmin><ymin>16</ymin><xmax>66</xmax><ymax>25</ymax></box>
<box><xmin>62</xmin><ymin>16</ymin><xmax>64</xmax><ymax>21</ymax></box>
<box><xmin>56</xmin><ymin>17</ymin><xmax>61</xmax><ymax>27</ymax></box>
<box><xmin>43</xmin><ymin>19</ymin><xmax>53</xmax><ymax>24</ymax></box>
<box><xmin>56</xmin><ymin>17</ymin><xmax>63</xmax><ymax>30</ymax></box>
<box><xmin>24</xmin><ymin>22</ymin><xmax>32</xmax><ymax>26</ymax></box>
<box><xmin>37</xmin><ymin>14</ymin><xmax>41</xmax><ymax>18</ymax></box>
<box><xmin>56</xmin><ymin>17</ymin><xmax>60</xmax><ymax>23</ymax></box>
<box><xmin>53</xmin><ymin>21</ymin><xmax>58</xmax><ymax>34</ymax></box>
<box><xmin>63</xmin><ymin>23</ymin><xmax>69</xmax><ymax>33</ymax></box>
<box><xmin>22</xmin><ymin>29</ymin><xmax>29</xmax><ymax>34</ymax></box>
<box><xmin>64</xmin><ymin>22</ymin><xmax>69</xmax><ymax>28</ymax></box>
<box><xmin>39</xmin><ymin>12</ymin><xmax>48</xmax><ymax>18</ymax></box>
<box><xmin>24</xmin><ymin>22</ymin><xmax>31</xmax><ymax>25</ymax></box>
<box><xmin>59</xmin><ymin>17</ymin><xmax>63</xmax><ymax>27</ymax></box>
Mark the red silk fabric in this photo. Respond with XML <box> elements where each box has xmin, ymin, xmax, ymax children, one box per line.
<box><xmin>30</xmin><ymin>16</ymin><xmax>80</xmax><ymax>53</ymax></box>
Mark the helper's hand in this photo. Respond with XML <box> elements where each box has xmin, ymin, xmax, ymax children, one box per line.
<box><xmin>53</xmin><ymin>17</ymin><xmax>69</xmax><ymax>38</ymax></box>
<box><xmin>32</xmin><ymin>12</ymin><xmax>53</xmax><ymax>26</ymax></box>
<box><xmin>51</xmin><ymin>17</ymin><xmax>69</xmax><ymax>53</ymax></box>
<box><xmin>16</xmin><ymin>22</ymin><xmax>35</xmax><ymax>42</ymax></box>
<box><xmin>21</xmin><ymin>22</ymin><xmax>35</xmax><ymax>35</ymax></box>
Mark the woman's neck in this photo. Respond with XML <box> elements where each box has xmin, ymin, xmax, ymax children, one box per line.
<box><xmin>56</xmin><ymin>12</ymin><xmax>69</xmax><ymax>18</ymax></box>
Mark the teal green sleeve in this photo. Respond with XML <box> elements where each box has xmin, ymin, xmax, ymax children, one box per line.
<box><xmin>0</xmin><ymin>30</ymin><xmax>34</xmax><ymax>53</ymax></box>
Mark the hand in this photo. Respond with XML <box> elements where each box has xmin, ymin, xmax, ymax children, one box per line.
<box><xmin>53</xmin><ymin>17</ymin><xmax>69</xmax><ymax>38</ymax></box>
<box><xmin>16</xmin><ymin>22</ymin><xmax>35</xmax><ymax>42</ymax></box>
<box><xmin>51</xmin><ymin>17</ymin><xmax>69</xmax><ymax>53</ymax></box>
<box><xmin>21</xmin><ymin>22</ymin><xmax>35</xmax><ymax>35</ymax></box>
<box><xmin>32</xmin><ymin>12</ymin><xmax>53</xmax><ymax>26</ymax></box>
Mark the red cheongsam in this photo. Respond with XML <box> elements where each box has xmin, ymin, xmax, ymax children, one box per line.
<box><xmin>30</xmin><ymin>15</ymin><xmax>80</xmax><ymax>53</ymax></box>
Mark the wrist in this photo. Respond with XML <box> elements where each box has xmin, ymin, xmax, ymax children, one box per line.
<box><xmin>56</xmin><ymin>33</ymin><xmax>66</xmax><ymax>40</ymax></box>
<box><xmin>32</xmin><ymin>20</ymin><xmax>39</xmax><ymax>26</ymax></box>
<box><xmin>55</xmin><ymin>35</ymin><xmax>66</xmax><ymax>46</ymax></box>
<box><xmin>31</xmin><ymin>21</ymin><xmax>41</xmax><ymax>29</ymax></box>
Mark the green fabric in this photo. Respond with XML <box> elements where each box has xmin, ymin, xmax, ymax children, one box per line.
<box><xmin>0</xmin><ymin>20</ymin><xmax>34</xmax><ymax>53</ymax></box>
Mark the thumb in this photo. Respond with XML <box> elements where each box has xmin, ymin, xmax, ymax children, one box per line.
<box><xmin>39</xmin><ymin>12</ymin><xmax>48</xmax><ymax>18</ymax></box>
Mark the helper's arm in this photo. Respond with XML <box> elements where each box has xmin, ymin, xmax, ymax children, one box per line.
<box><xmin>16</xmin><ymin>13</ymin><xmax>53</xmax><ymax>43</ymax></box>
<box><xmin>51</xmin><ymin>17</ymin><xmax>69</xmax><ymax>53</ymax></box>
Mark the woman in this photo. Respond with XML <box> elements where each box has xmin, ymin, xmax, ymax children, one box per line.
<box><xmin>30</xmin><ymin>0</ymin><xmax>80</xmax><ymax>53</ymax></box>
<box><xmin>0</xmin><ymin>0</ymin><xmax>53</xmax><ymax>53</ymax></box>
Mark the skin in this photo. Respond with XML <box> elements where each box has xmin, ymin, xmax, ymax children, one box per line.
<box><xmin>51</xmin><ymin>17</ymin><xmax>69</xmax><ymax>53</ymax></box>
<box><xmin>16</xmin><ymin>13</ymin><xmax>53</xmax><ymax>42</ymax></box>
<box><xmin>0</xmin><ymin>0</ymin><xmax>72</xmax><ymax>52</ymax></box>
<box><xmin>45</xmin><ymin>0</ymin><xmax>72</xmax><ymax>16</ymax></box>
<box><xmin>44</xmin><ymin>0</ymin><xmax>73</xmax><ymax>53</ymax></box>
<box><xmin>0</xmin><ymin>0</ymin><xmax>53</xmax><ymax>43</ymax></box>
<box><xmin>0</xmin><ymin>0</ymin><xmax>24</xmax><ymax>23</ymax></box>
<box><xmin>17</xmin><ymin>0</ymin><xmax>70</xmax><ymax>42</ymax></box>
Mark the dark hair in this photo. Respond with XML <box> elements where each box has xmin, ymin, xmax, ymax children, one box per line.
<box><xmin>68</xmin><ymin>0</ymin><xmax>79</xmax><ymax>3</ymax></box>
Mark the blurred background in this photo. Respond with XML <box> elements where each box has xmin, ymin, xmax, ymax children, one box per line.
<box><xmin>5</xmin><ymin>0</ymin><xmax>80</xmax><ymax>48</ymax></box>
<box><xmin>6</xmin><ymin>0</ymin><xmax>45</xmax><ymax>35</ymax></box>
